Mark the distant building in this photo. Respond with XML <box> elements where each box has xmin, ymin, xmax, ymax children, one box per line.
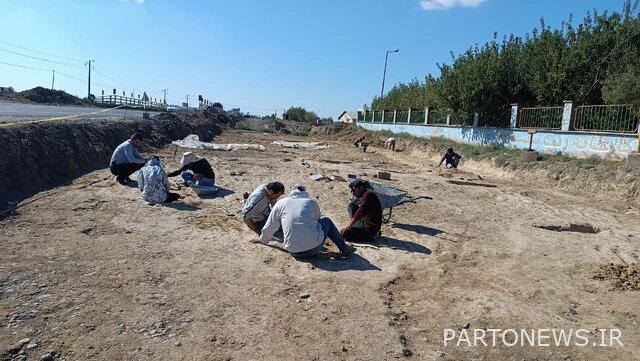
<box><xmin>338</xmin><ymin>111</ymin><xmax>358</xmax><ymax>123</ymax></box>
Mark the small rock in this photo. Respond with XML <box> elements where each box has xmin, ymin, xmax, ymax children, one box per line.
<box><xmin>341</xmin><ymin>345</ymin><xmax>347</xmax><ymax>352</ymax></box>
<box><xmin>173</xmin><ymin>342</ymin><xmax>181</xmax><ymax>347</ymax></box>
<box><xmin>402</xmin><ymin>349</ymin><xmax>413</xmax><ymax>357</ymax></box>
<box><xmin>461</xmin><ymin>322</ymin><xmax>470</xmax><ymax>329</ymax></box>
<box><xmin>568</xmin><ymin>307</ymin><xmax>578</xmax><ymax>316</ymax></box>
<box><xmin>26</xmin><ymin>342</ymin><xmax>38</xmax><ymax>350</ymax></box>
<box><xmin>18</xmin><ymin>338</ymin><xmax>31</xmax><ymax>346</ymax></box>
<box><xmin>40</xmin><ymin>352</ymin><xmax>55</xmax><ymax>361</ymax></box>
<box><xmin>298</xmin><ymin>292</ymin><xmax>310</xmax><ymax>299</ymax></box>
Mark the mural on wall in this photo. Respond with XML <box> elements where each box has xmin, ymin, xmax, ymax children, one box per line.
<box><xmin>541</xmin><ymin>135</ymin><xmax>570</xmax><ymax>153</ymax></box>
<box><xmin>359</xmin><ymin>123</ymin><xmax>638</xmax><ymax>159</ymax></box>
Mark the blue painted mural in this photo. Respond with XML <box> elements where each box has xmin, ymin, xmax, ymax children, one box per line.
<box><xmin>358</xmin><ymin>122</ymin><xmax>639</xmax><ymax>159</ymax></box>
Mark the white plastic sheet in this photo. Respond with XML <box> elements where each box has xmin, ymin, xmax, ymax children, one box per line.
<box><xmin>172</xmin><ymin>134</ymin><xmax>266</xmax><ymax>151</ymax></box>
<box><xmin>272</xmin><ymin>140</ymin><xmax>330</xmax><ymax>150</ymax></box>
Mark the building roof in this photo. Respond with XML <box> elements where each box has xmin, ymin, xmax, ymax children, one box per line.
<box><xmin>338</xmin><ymin>111</ymin><xmax>358</xmax><ymax>119</ymax></box>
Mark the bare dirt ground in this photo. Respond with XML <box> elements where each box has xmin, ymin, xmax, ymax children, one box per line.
<box><xmin>1</xmin><ymin>130</ymin><xmax>639</xmax><ymax>360</ymax></box>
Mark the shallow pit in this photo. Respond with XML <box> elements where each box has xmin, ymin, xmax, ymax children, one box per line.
<box><xmin>534</xmin><ymin>223</ymin><xmax>600</xmax><ymax>234</ymax></box>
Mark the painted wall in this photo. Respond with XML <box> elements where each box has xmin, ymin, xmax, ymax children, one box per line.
<box><xmin>358</xmin><ymin>122</ymin><xmax>639</xmax><ymax>159</ymax></box>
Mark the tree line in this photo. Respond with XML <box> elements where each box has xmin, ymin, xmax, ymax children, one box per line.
<box><xmin>370</xmin><ymin>1</ymin><xmax>640</xmax><ymax>125</ymax></box>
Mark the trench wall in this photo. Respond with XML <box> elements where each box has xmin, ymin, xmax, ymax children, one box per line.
<box><xmin>0</xmin><ymin>116</ymin><xmax>225</xmax><ymax>210</ymax></box>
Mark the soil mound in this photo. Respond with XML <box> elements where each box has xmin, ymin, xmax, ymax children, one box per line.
<box><xmin>0</xmin><ymin>113</ymin><xmax>234</xmax><ymax>212</ymax></box>
<box><xmin>592</xmin><ymin>263</ymin><xmax>640</xmax><ymax>291</ymax></box>
<box><xmin>0</xmin><ymin>86</ymin><xmax>91</xmax><ymax>106</ymax></box>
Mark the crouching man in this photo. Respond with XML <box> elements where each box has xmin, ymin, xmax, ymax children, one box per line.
<box><xmin>249</xmin><ymin>185</ymin><xmax>355</xmax><ymax>259</ymax></box>
<box><xmin>110</xmin><ymin>133</ymin><xmax>146</xmax><ymax>185</ymax></box>
<box><xmin>242</xmin><ymin>182</ymin><xmax>285</xmax><ymax>234</ymax></box>
<box><xmin>341</xmin><ymin>179</ymin><xmax>383</xmax><ymax>243</ymax></box>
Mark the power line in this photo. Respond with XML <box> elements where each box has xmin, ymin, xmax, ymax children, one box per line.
<box><xmin>0</xmin><ymin>47</ymin><xmax>82</xmax><ymax>68</ymax></box>
<box><xmin>91</xmin><ymin>68</ymin><xmax>133</xmax><ymax>89</ymax></box>
<box><xmin>93</xmin><ymin>63</ymin><xmax>142</xmax><ymax>89</ymax></box>
<box><xmin>0</xmin><ymin>60</ymin><xmax>51</xmax><ymax>72</ymax></box>
<box><xmin>0</xmin><ymin>40</ymin><xmax>84</xmax><ymax>62</ymax></box>
<box><xmin>56</xmin><ymin>71</ymin><xmax>85</xmax><ymax>82</ymax></box>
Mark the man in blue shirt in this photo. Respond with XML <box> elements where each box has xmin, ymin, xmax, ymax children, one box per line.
<box><xmin>110</xmin><ymin>133</ymin><xmax>146</xmax><ymax>185</ymax></box>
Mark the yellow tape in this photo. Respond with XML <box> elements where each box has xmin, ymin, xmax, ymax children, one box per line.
<box><xmin>0</xmin><ymin>105</ymin><xmax>127</xmax><ymax>127</ymax></box>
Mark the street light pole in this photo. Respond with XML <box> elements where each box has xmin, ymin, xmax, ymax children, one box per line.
<box><xmin>380</xmin><ymin>49</ymin><xmax>399</xmax><ymax>99</ymax></box>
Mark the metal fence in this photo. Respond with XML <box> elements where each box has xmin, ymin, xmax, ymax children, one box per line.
<box><xmin>373</xmin><ymin>110</ymin><xmax>383</xmax><ymax>122</ymax></box>
<box><xmin>357</xmin><ymin>105</ymin><xmax>639</xmax><ymax>133</ymax></box>
<box><xmin>573</xmin><ymin>105</ymin><xmax>638</xmax><ymax>133</ymax></box>
<box><xmin>518</xmin><ymin>106</ymin><xmax>563</xmax><ymax>129</ymax></box>
<box><xmin>428</xmin><ymin>109</ymin><xmax>448</xmax><ymax>125</ymax></box>
<box><xmin>411</xmin><ymin>110</ymin><xmax>425</xmax><ymax>124</ymax></box>
<box><xmin>383</xmin><ymin>110</ymin><xmax>394</xmax><ymax>123</ymax></box>
<box><xmin>450</xmin><ymin>111</ymin><xmax>474</xmax><ymax>126</ymax></box>
<box><xmin>397</xmin><ymin>110</ymin><xmax>409</xmax><ymax>123</ymax></box>
<box><xmin>477</xmin><ymin>109</ymin><xmax>511</xmax><ymax>128</ymax></box>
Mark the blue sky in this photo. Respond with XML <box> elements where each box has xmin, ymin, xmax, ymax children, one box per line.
<box><xmin>0</xmin><ymin>0</ymin><xmax>629</xmax><ymax>117</ymax></box>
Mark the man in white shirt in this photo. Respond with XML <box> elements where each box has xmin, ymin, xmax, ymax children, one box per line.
<box><xmin>249</xmin><ymin>185</ymin><xmax>355</xmax><ymax>259</ymax></box>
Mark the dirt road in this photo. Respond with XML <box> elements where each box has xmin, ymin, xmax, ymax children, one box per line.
<box><xmin>1</xmin><ymin>130</ymin><xmax>639</xmax><ymax>360</ymax></box>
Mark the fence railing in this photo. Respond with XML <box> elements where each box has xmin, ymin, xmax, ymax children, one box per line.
<box><xmin>428</xmin><ymin>109</ymin><xmax>448</xmax><ymax>124</ymax></box>
<box><xmin>518</xmin><ymin>106</ymin><xmax>563</xmax><ymax>129</ymax></box>
<box><xmin>450</xmin><ymin>111</ymin><xmax>474</xmax><ymax>126</ymax></box>
<box><xmin>96</xmin><ymin>95</ymin><xmax>167</xmax><ymax>109</ymax></box>
<box><xmin>357</xmin><ymin>104</ymin><xmax>638</xmax><ymax>134</ymax></box>
<box><xmin>573</xmin><ymin>105</ymin><xmax>638</xmax><ymax>133</ymax></box>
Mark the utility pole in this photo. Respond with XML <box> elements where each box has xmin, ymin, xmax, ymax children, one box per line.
<box><xmin>380</xmin><ymin>49</ymin><xmax>399</xmax><ymax>99</ymax></box>
<box><xmin>162</xmin><ymin>89</ymin><xmax>167</xmax><ymax>104</ymax></box>
<box><xmin>84</xmin><ymin>60</ymin><xmax>94</xmax><ymax>98</ymax></box>
<box><xmin>185</xmin><ymin>94</ymin><xmax>190</xmax><ymax>107</ymax></box>
<box><xmin>51</xmin><ymin>70</ymin><xmax>55</xmax><ymax>90</ymax></box>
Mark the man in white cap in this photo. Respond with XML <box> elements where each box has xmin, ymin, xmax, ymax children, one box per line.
<box><xmin>249</xmin><ymin>185</ymin><xmax>355</xmax><ymax>259</ymax></box>
<box><xmin>167</xmin><ymin>152</ymin><xmax>216</xmax><ymax>187</ymax></box>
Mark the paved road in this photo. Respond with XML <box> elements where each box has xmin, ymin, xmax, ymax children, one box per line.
<box><xmin>0</xmin><ymin>102</ymin><xmax>162</xmax><ymax>122</ymax></box>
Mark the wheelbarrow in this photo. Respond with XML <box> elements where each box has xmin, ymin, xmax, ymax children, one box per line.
<box><xmin>347</xmin><ymin>175</ymin><xmax>427</xmax><ymax>223</ymax></box>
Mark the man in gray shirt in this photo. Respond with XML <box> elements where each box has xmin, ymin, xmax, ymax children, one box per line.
<box><xmin>242</xmin><ymin>182</ymin><xmax>285</xmax><ymax>234</ymax></box>
<box><xmin>110</xmin><ymin>133</ymin><xmax>146</xmax><ymax>185</ymax></box>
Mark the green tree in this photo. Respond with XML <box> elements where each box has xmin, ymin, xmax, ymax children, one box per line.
<box><xmin>372</xmin><ymin>1</ymin><xmax>640</xmax><ymax>125</ymax></box>
<box><xmin>284</xmin><ymin>107</ymin><xmax>319</xmax><ymax>122</ymax></box>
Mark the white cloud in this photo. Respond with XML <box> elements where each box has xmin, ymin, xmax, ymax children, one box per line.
<box><xmin>118</xmin><ymin>0</ymin><xmax>145</xmax><ymax>3</ymax></box>
<box><xmin>420</xmin><ymin>0</ymin><xmax>486</xmax><ymax>11</ymax></box>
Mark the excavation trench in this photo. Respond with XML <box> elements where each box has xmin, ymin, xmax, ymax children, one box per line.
<box><xmin>0</xmin><ymin>111</ymin><xmax>238</xmax><ymax>212</ymax></box>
